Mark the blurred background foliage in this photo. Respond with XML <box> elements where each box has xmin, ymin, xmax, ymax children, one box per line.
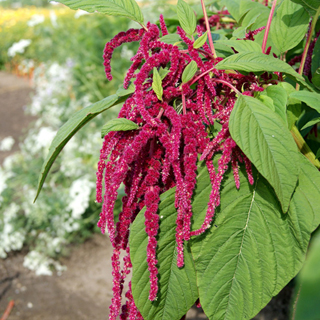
<box><xmin>0</xmin><ymin>0</ymin><xmax>172</xmax><ymax>275</ymax></box>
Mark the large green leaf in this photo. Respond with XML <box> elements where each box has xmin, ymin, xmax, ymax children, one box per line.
<box><xmin>290</xmin><ymin>0</ymin><xmax>320</xmax><ymax>16</ymax></box>
<box><xmin>278</xmin><ymin>82</ymin><xmax>302</xmax><ymax>129</ymax></box>
<box><xmin>229</xmin><ymin>95</ymin><xmax>300</xmax><ymax>212</ymax></box>
<box><xmin>182</xmin><ymin>61</ymin><xmax>198</xmax><ymax>83</ymax></box>
<box><xmin>215</xmin><ymin>40</ymin><xmax>262</xmax><ymax>53</ymax></box>
<box><xmin>297</xmin><ymin>153</ymin><xmax>320</xmax><ymax>231</ymax></box>
<box><xmin>270</xmin><ymin>0</ymin><xmax>309</xmax><ymax>53</ymax></box>
<box><xmin>191</xmin><ymin>160</ymin><xmax>313</xmax><ymax>320</ymax></box>
<box><xmin>152</xmin><ymin>68</ymin><xmax>163</xmax><ymax>101</ymax></box>
<box><xmin>130</xmin><ymin>189</ymin><xmax>198</xmax><ymax>320</ymax></box>
<box><xmin>290</xmin><ymin>91</ymin><xmax>320</xmax><ymax>113</ymax></box>
<box><xmin>34</xmin><ymin>94</ymin><xmax>127</xmax><ymax>201</ymax></box>
<box><xmin>261</xmin><ymin>85</ymin><xmax>288</xmax><ymax>124</ymax></box>
<box><xmin>57</xmin><ymin>0</ymin><xmax>144</xmax><ymax>25</ymax></box>
<box><xmin>214</xmin><ymin>52</ymin><xmax>312</xmax><ymax>89</ymax></box>
<box><xmin>293</xmin><ymin>232</ymin><xmax>320</xmax><ymax>320</ymax></box>
<box><xmin>221</xmin><ymin>0</ymin><xmax>241</xmax><ymax>21</ymax></box>
<box><xmin>177</xmin><ymin>0</ymin><xmax>197</xmax><ymax>35</ymax></box>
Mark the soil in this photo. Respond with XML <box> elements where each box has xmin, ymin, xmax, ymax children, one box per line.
<box><xmin>0</xmin><ymin>72</ymin><xmax>293</xmax><ymax>320</ymax></box>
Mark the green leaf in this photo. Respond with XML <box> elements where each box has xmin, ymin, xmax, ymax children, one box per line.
<box><xmin>158</xmin><ymin>67</ymin><xmax>170</xmax><ymax>80</ymax></box>
<box><xmin>130</xmin><ymin>190</ymin><xmax>198</xmax><ymax>320</ymax></box>
<box><xmin>293</xmin><ymin>233</ymin><xmax>320</xmax><ymax>320</ymax></box>
<box><xmin>290</xmin><ymin>91</ymin><xmax>320</xmax><ymax>113</ymax></box>
<box><xmin>301</xmin><ymin>117</ymin><xmax>320</xmax><ymax>130</ymax></box>
<box><xmin>193</xmin><ymin>31</ymin><xmax>208</xmax><ymax>49</ymax></box>
<box><xmin>278</xmin><ymin>82</ymin><xmax>301</xmax><ymax>129</ymax></box>
<box><xmin>263</xmin><ymin>85</ymin><xmax>288</xmax><ymax>124</ymax></box>
<box><xmin>215</xmin><ymin>52</ymin><xmax>312</xmax><ymax>89</ymax></box>
<box><xmin>101</xmin><ymin>118</ymin><xmax>139</xmax><ymax>138</ymax></box>
<box><xmin>181</xmin><ymin>61</ymin><xmax>198</xmax><ymax>84</ymax></box>
<box><xmin>290</xmin><ymin>0</ymin><xmax>320</xmax><ymax>16</ymax></box>
<box><xmin>152</xmin><ymin>68</ymin><xmax>163</xmax><ymax>101</ymax></box>
<box><xmin>216</xmin><ymin>40</ymin><xmax>262</xmax><ymax>53</ymax></box>
<box><xmin>177</xmin><ymin>0</ymin><xmax>197</xmax><ymax>35</ymax></box>
<box><xmin>229</xmin><ymin>95</ymin><xmax>300</xmax><ymax>212</ymax></box>
<box><xmin>257</xmin><ymin>95</ymin><xmax>275</xmax><ymax>111</ymax></box>
<box><xmin>191</xmin><ymin>158</ymin><xmax>313</xmax><ymax>320</ymax></box>
<box><xmin>270</xmin><ymin>0</ymin><xmax>309</xmax><ymax>53</ymax></box>
<box><xmin>116</xmin><ymin>82</ymin><xmax>135</xmax><ymax>97</ymax></box>
<box><xmin>311</xmin><ymin>67</ymin><xmax>320</xmax><ymax>89</ymax></box>
<box><xmin>297</xmin><ymin>153</ymin><xmax>320</xmax><ymax>231</ymax></box>
<box><xmin>214</xmin><ymin>43</ymin><xmax>235</xmax><ymax>58</ymax></box>
<box><xmin>57</xmin><ymin>0</ymin><xmax>144</xmax><ymax>25</ymax></box>
<box><xmin>311</xmin><ymin>37</ymin><xmax>320</xmax><ymax>76</ymax></box>
<box><xmin>221</xmin><ymin>0</ymin><xmax>241</xmax><ymax>21</ymax></box>
<box><xmin>316</xmin><ymin>148</ymin><xmax>320</xmax><ymax>159</ymax></box>
<box><xmin>34</xmin><ymin>94</ymin><xmax>126</xmax><ymax>202</ymax></box>
<box><xmin>159</xmin><ymin>34</ymin><xmax>184</xmax><ymax>49</ymax></box>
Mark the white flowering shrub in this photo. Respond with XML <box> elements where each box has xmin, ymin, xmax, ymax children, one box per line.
<box><xmin>0</xmin><ymin>61</ymin><xmax>122</xmax><ymax>274</ymax></box>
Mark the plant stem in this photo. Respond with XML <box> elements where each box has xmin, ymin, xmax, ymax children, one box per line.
<box><xmin>291</xmin><ymin>125</ymin><xmax>320</xmax><ymax>169</ymax></box>
<box><xmin>262</xmin><ymin>0</ymin><xmax>277</xmax><ymax>54</ymax></box>
<box><xmin>200</xmin><ymin>0</ymin><xmax>217</xmax><ymax>58</ymax></box>
<box><xmin>214</xmin><ymin>79</ymin><xmax>241</xmax><ymax>95</ymax></box>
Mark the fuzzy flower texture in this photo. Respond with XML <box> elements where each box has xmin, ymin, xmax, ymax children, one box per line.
<box><xmin>97</xmin><ymin>14</ymin><xmax>272</xmax><ymax>320</ymax></box>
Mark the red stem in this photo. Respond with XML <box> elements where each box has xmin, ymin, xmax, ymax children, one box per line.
<box><xmin>262</xmin><ymin>0</ymin><xmax>277</xmax><ymax>54</ymax></box>
<box><xmin>200</xmin><ymin>0</ymin><xmax>217</xmax><ymax>58</ymax></box>
<box><xmin>182</xmin><ymin>93</ymin><xmax>187</xmax><ymax>115</ymax></box>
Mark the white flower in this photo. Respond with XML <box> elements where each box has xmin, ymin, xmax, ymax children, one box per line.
<box><xmin>50</xmin><ymin>10</ymin><xmax>58</xmax><ymax>28</ymax></box>
<box><xmin>74</xmin><ymin>10</ymin><xmax>90</xmax><ymax>19</ymax></box>
<box><xmin>27</xmin><ymin>14</ymin><xmax>45</xmax><ymax>27</ymax></box>
<box><xmin>67</xmin><ymin>177</ymin><xmax>94</xmax><ymax>219</ymax></box>
<box><xmin>0</xmin><ymin>136</ymin><xmax>15</xmax><ymax>151</ymax></box>
<box><xmin>8</xmin><ymin>39</ymin><xmax>32</xmax><ymax>57</ymax></box>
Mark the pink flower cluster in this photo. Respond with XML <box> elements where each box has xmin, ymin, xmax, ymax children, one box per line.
<box><xmin>97</xmin><ymin>14</ymin><xmax>274</xmax><ymax>320</ymax></box>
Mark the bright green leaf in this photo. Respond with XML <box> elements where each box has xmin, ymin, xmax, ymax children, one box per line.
<box><xmin>130</xmin><ymin>190</ymin><xmax>198</xmax><ymax>320</ymax></box>
<box><xmin>297</xmin><ymin>153</ymin><xmax>320</xmax><ymax>230</ymax></box>
<box><xmin>257</xmin><ymin>95</ymin><xmax>275</xmax><ymax>111</ymax></box>
<box><xmin>191</xmin><ymin>158</ymin><xmax>313</xmax><ymax>320</ymax></box>
<box><xmin>193</xmin><ymin>31</ymin><xmax>208</xmax><ymax>49</ymax></box>
<box><xmin>216</xmin><ymin>40</ymin><xmax>262</xmax><ymax>53</ymax></box>
<box><xmin>263</xmin><ymin>85</ymin><xmax>288</xmax><ymax>124</ymax></box>
<box><xmin>278</xmin><ymin>82</ymin><xmax>301</xmax><ymax>129</ymax></box>
<box><xmin>215</xmin><ymin>52</ymin><xmax>312</xmax><ymax>89</ymax></box>
<box><xmin>301</xmin><ymin>117</ymin><xmax>320</xmax><ymax>130</ymax></box>
<box><xmin>158</xmin><ymin>67</ymin><xmax>170</xmax><ymax>80</ymax></box>
<box><xmin>177</xmin><ymin>0</ymin><xmax>197</xmax><ymax>35</ymax></box>
<box><xmin>34</xmin><ymin>94</ymin><xmax>127</xmax><ymax>202</ymax></box>
<box><xmin>229</xmin><ymin>95</ymin><xmax>300</xmax><ymax>212</ymax></box>
<box><xmin>101</xmin><ymin>118</ymin><xmax>139</xmax><ymax>138</ymax></box>
<box><xmin>182</xmin><ymin>60</ymin><xmax>198</xmax><ymax>83</ymax></box>
<box><xmin>290</xmin><ymin>91</ymin><xmax>320</xmax><ymax>113</ymax></box>
<box><xmin>270</xmin><ymin>0</ymin><xmax>309</xmax><ymax>53</ymax></box>
<box><xmin>57</xmin><ymin>0</ymin><xmax>144</xmax><ymax>25</ymax></box>
<box><xmin>152</xmin><ymin>68</ymin><xmax>163</xmax><ymax>101</ymax></box>
<box><xmin>221</xmin><ymin>0</ymin><xmax>241</xmax><ymax>21</ymax></box>
<box><xmin>159</xmin><ymin>34</ymin><xmax>184</xmax><ymax>49</ymax></box>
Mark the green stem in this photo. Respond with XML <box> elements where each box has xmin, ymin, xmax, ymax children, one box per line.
<box><xmin>291</xmin><ymin>125</ymin><xmax>320</xmax><ymax>169</ymax></box>
<box><xmin>200</xmin><ymin>0</ymin><xmax>217</xmax><ymax>58</ymax></box>
<box><xmin>262</xmin><ymin>0</ymin><xmax>277</xmax><ymax>54</ymax></box>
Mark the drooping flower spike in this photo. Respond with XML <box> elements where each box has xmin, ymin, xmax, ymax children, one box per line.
<box><xmin>98</xmin><ymin>13</ymin><xmax>273</xmax><ymax>319</ymax></box>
